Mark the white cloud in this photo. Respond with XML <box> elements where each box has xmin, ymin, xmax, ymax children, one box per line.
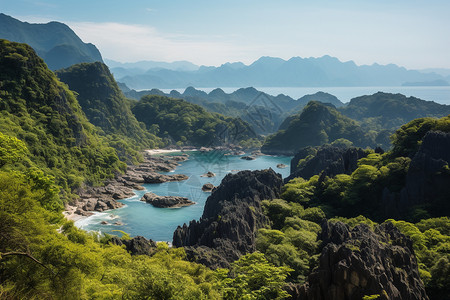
<box><xmin>67</xmin><ymin>21</ymin><xmax>257</xmax><ymax>66</ymax></box>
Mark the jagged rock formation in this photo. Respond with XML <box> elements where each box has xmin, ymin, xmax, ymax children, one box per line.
<box><xmin>140</xmin><ymin>192</ymin><xmax>194</xmax><ymax>208</ymax></box>
<box><xmin>110</xmin><ymin>236</ymin><xmax>157</xmax><ymax>256</ymax></box>
<box><xmin>299</xmin><ymin>221</ymin><xmax>429</xmax><ymax>300</ymax></box>
<box><xmin>173</xmin><ymin>169</ymin><xmax>282</xmax><ymax>269</ymax></box>
<box><xmin>287</xmin><ymin>145</ymin><xmax>368</xmax><ymax>182</ymax></box>
<box><xmin>382</xmin><ymin>130</ymin><xmax>450</xmax><ymax>218</ymax></box>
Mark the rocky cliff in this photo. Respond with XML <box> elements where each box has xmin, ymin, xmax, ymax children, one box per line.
<box><xmin>298</xmin><ymin>221</ymin><xmax>428</xmax><ymax>300</ymax></box>
<box><xmin>287</xmin><ymin>145</ymin><xmax>369</xmax><ymax>182</ymax></box>
<box><xmin>173</xmin><ymin>169</ymin><xmax>282</xmax><ymax>268</ymax></box>
<box><xmin>382</xmin><ymin>130</ymin><xmax>450</xmax><ymax>218</ymax></box>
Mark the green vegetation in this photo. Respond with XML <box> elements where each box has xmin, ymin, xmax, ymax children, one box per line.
<box><xmin>272</xmin><ymin>114</ymin><xmax>450</xmax><ymax>296</ymax></box>
<box><xmin>262</xmin><ymin>101</ymin><xmax>376</xmax><ymax>154</ymax></box>
<box><xmin>388</xmin><ymin>218</ymin><xmax>450</xmax><ymax>299</ymax></box>
<box><xmin>132</xmin><ymin>95</ymin><xmax>259</xmax><ymax>147</ymax></box>
<box><xmin>390</xmin><ymin>115</ymin><xmax>450</xmax><ymax>157</ymax></box>
<box><xmin>0</xmin><ymin>39</ymin><xmax>125</xmax><ymax>191</ymax></box>
<box><xmin>56</xmin><ymin>62</ymin><xmax>163</xmax><ymax>163</ymax></box>
<box><xmin>216</xmin><ymin>252</ymin><xmax>292</xmax><ymax>299</ymax></box>
<box><xmin>340</xmin><ymin>92</ymin><xmax>450</xmax><ymax>132</ymax></box>
<box><xmin>256</xmin><ymin>199</ymin><xmax>322</xmax><ymax>283</ymax></box>
<box><xmin>280</xmin><ymin>113</ymin><xmax>450</xmax><ymax>221</ymax></box>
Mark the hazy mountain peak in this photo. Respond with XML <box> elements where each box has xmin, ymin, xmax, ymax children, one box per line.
<box><xmin>0</xmin><ymin>13</ymin><xmax>103</xmax><ymax>70</ymax></box>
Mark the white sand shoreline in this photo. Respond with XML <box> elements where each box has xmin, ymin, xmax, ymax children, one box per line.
<box><xmin>145</xmin><ymin>149</ymin><xmax>192</xmax><ymax>155</ymax></box>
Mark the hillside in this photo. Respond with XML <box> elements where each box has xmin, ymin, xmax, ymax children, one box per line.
<box><xmin>339</xmin><ymin>92</ymin><xmax>450</xmax><ymax>130</ymax></box>
<box><xmin>122</xmin><ymin>86</ymin><xmax>345</xmax><ymax>135</ymax></box>
<box><xmin>261</xmin><ymin>101</ymin><xmax>375</xmax><ymax>155</ymax></box>
<box><xmin>0</xmin><ymin>39</ymin><xmax>123</xmax><ymax>189</ymax></box>
<box><xmin>56</xmin><ymin>62</ymin><xmax>162</xmax><ymax>161</ymax></box>
<box><xmin>0</xmin><ymin>14</ymin><xmax>103</xmax><ymax>70</ymax></box>
<box><xmin>131</xmin><ymin>95</ymin><xmax>259</xmax><ymax>147</ymax></box>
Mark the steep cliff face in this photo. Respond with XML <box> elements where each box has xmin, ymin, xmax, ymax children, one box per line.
<box><xmin>299</xmin><ymin>221</ymin><xmax>428</xmax><ymax>300</ymax></box>
<box><xmin>382</xmin><ymin>131</ymin><xmax>450</xmax><ymax>218</ymax></box>
<box><xmin>173</xmin><ymin>169</ymin><xmax>282</xmax><ymax>268</ymax></box>
<box><xmin>288</xmin><ymin>145</ymin><xmax>368</xmax><ymax>181</ymax></box>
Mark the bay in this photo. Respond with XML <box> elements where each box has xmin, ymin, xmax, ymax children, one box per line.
<box><xmin>76</xmin><ymin>151</ymin><xmax>292</xmax><ymax>241</ymax></box>
<box><xmin>160</xmin><ymin>86</ymin><xmax>450</xmax><ymax>105</ymax></box>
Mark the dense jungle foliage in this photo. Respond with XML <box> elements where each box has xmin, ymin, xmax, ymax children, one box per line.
<box><xmin>0</xmin><ymin>39</ymin><xmax>125</xmax><ymax>192</ymax></box>
<box><xmin>56</xmin><ymin>62</ymin><xmax>163</xmax><ymax>163</ymax></box>
<box><xmin>262</xmin><ymin>101</ymin><xmax>378</xmax><ymax>154</ymax></box>
<box><xmin>132</xmin><ymin>95</ymin><xmax>260</xmax><ymax>148</ymax></box>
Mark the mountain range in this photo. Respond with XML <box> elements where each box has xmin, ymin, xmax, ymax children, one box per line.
<box><xmin>0</xmin><ymin>13</ymin><xmax>103</xmax><ymax>70</ymax></box>
<box><xmin>114</xmin><ymin>55</ymin><xmax>449</xmax><ymax>90</ymax></box>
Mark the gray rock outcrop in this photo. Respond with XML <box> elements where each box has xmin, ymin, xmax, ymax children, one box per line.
<box><xmin>287</xmin><ymin>145</ymin><xmax>368</xmax><ymax>182</ymax></box>
<box><xmin>298</xmin><ymin>221</ymin><xmax>429</xmax><ymax>300</ymax></box>
<box><xmin>172</xmin><ymin>168</ymin><xmax>282</xmax><ymax>269</ymax></box>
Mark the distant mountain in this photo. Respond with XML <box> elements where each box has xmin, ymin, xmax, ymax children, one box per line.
<box><xmin>0</xmin><ymin>13</ymin><xmax>103</xmax><ymax>70</ymax></box>
<box><xmin>402</xmin><ymin>79</ymin><xmax>449</xmax><ymax>86</ymax></box>
<box><xmin>116</xmin><ymin>55</ymin><xmax>446</xmax><ymax>89</ymax></box>
<box><xmin>105</xmin><ymin>59</ymin><xmax>199</xmax><ymax>71</ymax></box>
<box><xmin>121</xmin><ymin>85</ymin><xmax>344</xmax><ymax>135</ymax></box>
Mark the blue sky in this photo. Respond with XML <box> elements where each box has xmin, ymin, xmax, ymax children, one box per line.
<box><xmin>1</xmin><ymin>0</ymin><xmax>449</xmax><ymax>69</ymax></box>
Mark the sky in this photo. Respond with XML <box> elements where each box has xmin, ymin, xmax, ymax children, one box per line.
<box><xmin>1</xmin><ymin>0</ymin><xmax>449</xmax><ymax>69</ymax></box>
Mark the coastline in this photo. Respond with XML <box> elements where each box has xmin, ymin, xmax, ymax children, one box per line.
<box><xmin>63</xmin><ymin>150</ymin><xmax>189</xmax><ymax>224</ymax></box>
<box><xmin>145</xmin><ymin>148</ymin><xmax>189</xmax><ymax>155</ymax></box>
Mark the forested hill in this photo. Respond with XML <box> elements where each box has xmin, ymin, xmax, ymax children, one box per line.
<box><xmin>339</xmin><ymin>92</ymin><xmax>450</xmax><ymax>130</ymax></box>
<box><xmin>261</xmin><ymin>101</ymin><xmax>377</xmax><ymax>155</ymax></box>
<box><xmin>131</xmin><ymin>95</ymin><xmax>259</xmax><ymax>147</ymax></box>
<box><xmin>0</xmin><ymin>39</ymin><xmax>124</xmax><ymax>189</ymax></box>
<box><xmin>0</xmin><ymin>14</ymin><xmax>103</xmax><ymax>70</ymax></box>
<box><xmin>56</xmin><ymin>62</ymin><xmax>162</xmax><ymax>160</ymax></box>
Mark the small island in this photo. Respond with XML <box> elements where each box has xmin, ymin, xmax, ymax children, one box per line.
<box><xmin>140</xmin><ymin>192</ymin><xmax>195</xmax><ymax>208</ymax></box>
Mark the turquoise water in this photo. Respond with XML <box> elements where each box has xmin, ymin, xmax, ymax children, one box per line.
<box><xmin>76</xmin><ymin>151</ymin><xmax>291</xmax><ymax>241</ymax></box>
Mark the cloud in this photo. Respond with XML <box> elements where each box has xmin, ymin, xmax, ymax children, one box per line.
<box><xmin>67</xmin><ymin>21</ymin><xmax>257</xmax><ymax>65</ymax></box>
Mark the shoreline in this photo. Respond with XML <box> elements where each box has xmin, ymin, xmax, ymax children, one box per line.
<box><xmin>145</xmin><ymin>149</ymin><xmax>189</xmax><ymax>155</ymax></box>
<box><xmin>63</xmin><ymin>151</ymin><xmax>190</xmax><ymax>224</ymax></box>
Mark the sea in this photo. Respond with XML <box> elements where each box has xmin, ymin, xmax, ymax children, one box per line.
<box><xmin>160</xmin><ymin>86</ymin><xmax>450</xmax><ymax>105</ymax></box>
<box><xmin>76</xmin><ymin>151</ymin><xmax>292</xmax><ymax>241</ymax></box>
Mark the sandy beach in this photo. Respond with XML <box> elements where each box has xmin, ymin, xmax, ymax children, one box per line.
<box><xmin>145</xmin><ymin>149</ymin><xmax>196</xmax><ymax>155</ymax></box>
<box><xmin>63</xmin><ymin>204</ymin><xmax>89</xmax><ymax>222</ymax></box>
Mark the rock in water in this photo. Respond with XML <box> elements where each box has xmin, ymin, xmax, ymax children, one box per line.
<box><xmin>201</xmin><ymin>171</ymin><xmax>216</xmax><ymax>177</ymax></box>
<box><xmin>298</xmin><ymin>221</ymin><xmax>429</xmax><ymax>300</ymax></box>
<box><xmin>140</xmin><ymin>192</ymin><xmax>194</xmax><ymax>208</ymax></box>
<box><xmin>142</xmin><ymin>173</ymin><xmax>189</xmax><ymax>183</ymax></box>
<box><xmin>173</xmin><ymin>169</ymin><xmax>282</xmax><ymax>269</ymax></box>
<box><xmin>201</xmin><ymin>183</ymin><xmax>215</xmax><ymax>192</ymax></box>
<box><xmin>240</xmin><ymin>155</ymin><xmax>256</xmax><ymax>160</ymax></box>
<box><xmin>276</xmin><ymin>163</ymin><xmax>287</xmax><ymax>169</ymax></box>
